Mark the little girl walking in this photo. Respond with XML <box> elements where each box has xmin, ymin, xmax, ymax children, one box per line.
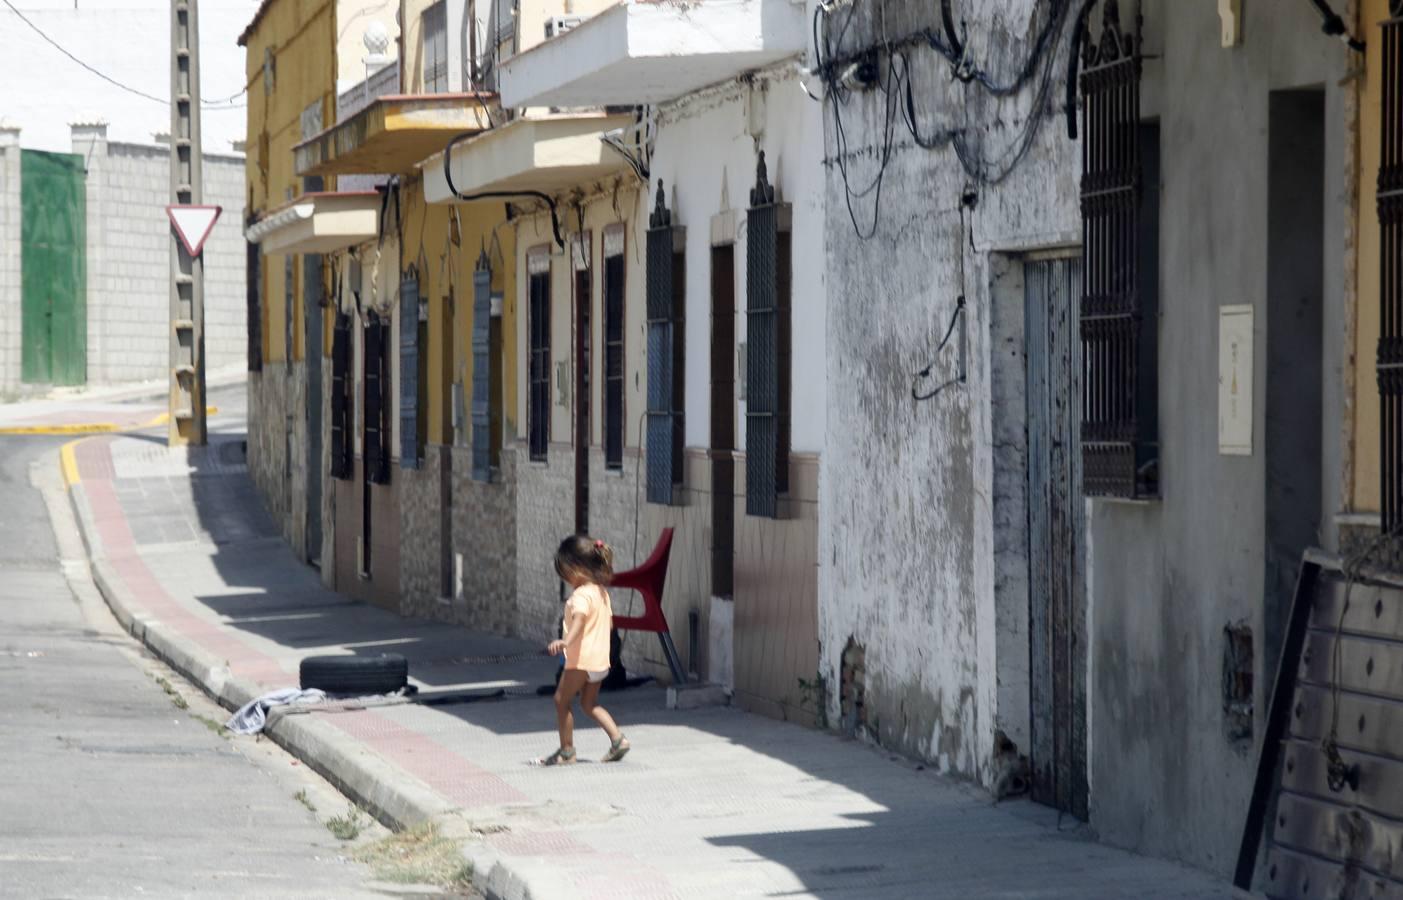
<box><xmin>539</xmin><ymin>534</ymin><xmax>630</xmax><ymax>766</ymax></box>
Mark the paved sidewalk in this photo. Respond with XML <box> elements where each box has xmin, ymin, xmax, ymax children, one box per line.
<box><xmin>0</xmin><ymin>365</ymin><xmax>242</xmax><ymax>433</ymax></box>
<box><xmin>65</xmin><ymin>429</ymin><xmax>1250</xmax><ymax>900</ymax></box>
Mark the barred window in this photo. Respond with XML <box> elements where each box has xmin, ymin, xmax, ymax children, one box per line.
<box><xmin>645</xmin><ymin>182</ymin><xmax>685</xmax><ymax>504</ymax></box>
<box><xmin>1079</xmin><ymin>2</ymin><xmax>1159</xmax><ymax>499</ymax></box>
<box><xmin>528</xmin><ymin>253</ymin><xmax>551</xmax><ymax>462</ymax></box>
<box><xmin>364</xmin><ymin>314</ymin><xmax>392</xmax><ymax>485</ymax></box>
<box><xmin>330</xmin><ymin>311</ymin><xmax>352</xmax><ymax>479</ymax></box>
<box><xmin>603</xmin><ymin>227</ymin><xmax>626</xmax><ymax>470</ymax></box>
<box><xmin>745</xmin><ymin>152</ymin><xmax>791</xmax><ymax>518</ymax></box>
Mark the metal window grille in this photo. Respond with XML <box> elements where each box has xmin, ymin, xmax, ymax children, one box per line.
<box><xmin>528</xmin><ymin>266</ymin><xmax>551</xmax><ymax>461</ymax></box>
<box><xmin>471</xmin><ymin>257</ymin><xmax>493</xmax><ymax>481</ymax></box>
<box><xmin>745</xmin><ymin>152</ymin><xmax>789</xmax><ymax>518</ymax></box>
<box><xmin>399</xmin><ymin>270</ymin><xmax>421</xmax><ymax>469</ymax></box>
<box><xmin>423</xmin><ymin>1</ymin><xmax>449</xmax><ymax>93</ymax></box>
<box><xmin>364</xmin><ymin>315</ymin><xmax>392</xmax><ymax>484</ymax></box>
<box><xmin>1079</xmin><ymin>1</ymin><xmax>1158</xmax><ymax>499</ymax></box>
<box><xmin>604</xmin><ymin>235</ymin><xmax>626</xmax><ymax>470</ymax></box>
<box><xmin>1382</xmin><ymin>5</ymin><xmax>1403</xmax><ymax>529</ymax></box>
<box><xmin>246</xmin><ymin>232</ymin><xmax>262</xmax><ymax>372</ymax></box>
<box><xmin>330</xmin><ymin>311</ymin><xmax>352</xmax><ymax>479</ymax></box>
<box><xmin>645</xmin><ymin>182</ymin><xmax>684</xmax><ymax>504</ymax></box>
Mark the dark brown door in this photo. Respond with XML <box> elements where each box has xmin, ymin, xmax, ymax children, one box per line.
<box><xmin>710</xmin><ymin>246</ymin><xmax>736</xmax><ymax>597</ymax></box>
<box><xmin>1025</xmin><ymin>256</ymin><xmax>1087</xmax><ymax>819</ymax></box>
<box><xmin>574</xmin><ymin>265</ymin><xmax>591</xmax><ymax>535</ymax></box>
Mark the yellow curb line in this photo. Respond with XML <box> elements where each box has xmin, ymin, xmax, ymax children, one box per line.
<box><xmin>60</xmin><ymin>437</ymin><xmax>85</xmax><ymax>488</ymax></box>
<box><xmin>53</xmin><ymin>406</ymin><xmax>219</xmax><ymax>490</ymax></box>
<box><xmin>0</xmin><ymin>405</ymin><xmax>218</xmax><ymax>436</ymax></box>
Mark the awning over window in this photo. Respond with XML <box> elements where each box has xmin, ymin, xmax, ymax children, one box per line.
<box><xmin>499</xmin><ymin>0</ymin><xmax>806</xmax><ymax>108</ymax></box>
<box><xmin>295</xmin><ymin>94</ymin><xmax>495</xmax><ymax>178</ymax></box>
<box><xmin>421</xmin><ymin>113</ymin><xmax>635</xmax><ymax>205</ymax></box>
<box><xmin>244</xmin><ymin>191</ymin><xmax>380</xmax><ymax>255</ymax></box>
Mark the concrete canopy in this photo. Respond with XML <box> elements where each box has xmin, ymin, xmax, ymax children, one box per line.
<box><xmin>421</xmin><ymin>114</ymin><xmax>635</xmax><ymax>204</ymax></box>
<box><xmin>498</xmin><ymin>0</ymin><xmax>807</xmax><ymax>108</ymax></box>
<box><xmin>245</xmin><ymin>191</ymin><xmax>380</xmax><ymax>255</ymax></box>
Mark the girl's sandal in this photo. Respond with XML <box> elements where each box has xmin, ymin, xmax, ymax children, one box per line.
<box><xmin>538</xmin><ymin>747</ymin><xmax>577</xmax><ymax>766</ymax></box>
<box><xmin>602</xmin><ymin>736</ymin><xmax>630</xmax><ymax>763</ymax></box>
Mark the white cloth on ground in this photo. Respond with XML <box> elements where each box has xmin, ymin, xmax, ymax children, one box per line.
<box><xmin>225</xmin><ymin>687</ymin><xmax>327</xmax><ymax>735</ymax></box>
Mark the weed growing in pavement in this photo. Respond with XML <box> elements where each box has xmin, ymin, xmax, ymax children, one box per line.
<box><xmin>295</xmin><ymin>789</ymin><xmax>317</xmax><ymax>814</ymax></box>
<box><xmin>193</xmin><ymin>714</ymin><xmax>229</xmax><ymax>738</ymax></box>
<box><xmin>154</xmin><ymin>676</ymin><xmax>189</xmax><ymax>710</ymax></box>
<box><xmin>353</xmin><ymin>823</ymin><xmax>475</xmax><ymax>891</ymax></box>
<box><xmin>325</xmin><ymin>806</ymin><xmax>367</xmax><ymax>841</ymax></box>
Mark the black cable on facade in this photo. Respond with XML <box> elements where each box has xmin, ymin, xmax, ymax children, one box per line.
<box><xmin>1307</xmin><ymin>0</ymin><xmax>1366</xmax><ymax>52</ymax></box>
<box><xmin>442</xmin><ymin>131</ymin><xmax>565</xmax><ymax>247</ymax></box>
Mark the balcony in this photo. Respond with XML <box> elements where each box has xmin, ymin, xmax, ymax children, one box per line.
<box><xmin>295</xmin><ymin>93</ymin><xmax>496</xmax><ymax>178</ymax></box>
<box><xmin>498</xmin><ymin>0</ymin><xmax>807</xmax><ymax>109</ymax></box>
<box><xmin>245</xmin><ymin>192</ymin><xmax>381</xmax><ymax>255</ymax></box>
<box><xmin>422</xmin><ymin>113</ymin><xmax>635</xmax><ymax>204</ymax></box>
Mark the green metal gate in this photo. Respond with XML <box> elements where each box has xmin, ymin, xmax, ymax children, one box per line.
<box><xmin>21</xmin><ymin>150</ymin><xmax>86</xmax><ymax>386</ymax></box>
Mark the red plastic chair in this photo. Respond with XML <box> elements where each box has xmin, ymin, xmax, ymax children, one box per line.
<box><xmin>611</xmin><ymin>527</ymin><xmax>686</xmax><ymax>684</ymax></box>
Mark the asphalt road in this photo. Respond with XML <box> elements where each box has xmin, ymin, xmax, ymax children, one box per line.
<box><xmin>0</xmin><ymin>388</ymin><xmax>397</xmax><ymax>899</ymax></box>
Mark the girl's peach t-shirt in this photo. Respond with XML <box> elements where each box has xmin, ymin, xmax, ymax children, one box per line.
<box><xmin>564</xmin><ymin>583</ymin><xmax>612</xmax><ymax>672</ymax></box>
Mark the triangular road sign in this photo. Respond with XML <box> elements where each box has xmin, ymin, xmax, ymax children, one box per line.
<box><xmin>167</xmin><ymin>205</ymin><xmax>223</xmax><ymax>257</ymax></box>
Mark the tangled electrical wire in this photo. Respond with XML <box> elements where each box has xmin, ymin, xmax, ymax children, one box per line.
<box><xmin>814</xmin><ymin>0</ymin><xmax>1074</xmax><ymax>239</ymax></box>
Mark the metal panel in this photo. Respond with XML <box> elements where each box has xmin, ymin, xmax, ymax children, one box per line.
<box><xmin>1025</xmin><ymin>256</ymin><xmax>1088</xmax><ymax>819</ymax></box>
<box><xmin>20</xmin><ymin>149</ymin><xmax>86</xmax><ymax>386</ymax></box>
<box><xmin>745</xmin><ymin>155</ymin><xmax>779</xmax><ymax>518</ymax></box>
<box><xmin>1381</xmin><ymin>8</ymin><xmax>1403</xmax><ymax>530</ymax></box>
<box><xmin>1237</xmin><ymin>554</ymin><xmax>1403</xmax><ymax>896</ymax></box>
<box><xmin>400</xmin><ymin>273</ymin><xmax>421</xmax><ymax>469</ymax></box>
<box><xmin>471</xmin><ymin>264</ymin><xmax>492</xmax><ymax>481</ymax></box>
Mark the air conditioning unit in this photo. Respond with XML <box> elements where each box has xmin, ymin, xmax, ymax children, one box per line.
<box><xmin>545</xmin><ymin>15</ymin><xmax>582</xmax><ymax>39</ymax></box>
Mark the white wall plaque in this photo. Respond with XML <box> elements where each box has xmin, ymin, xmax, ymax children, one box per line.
<box><xmin>1218</xmin><ymin>304</ymin><xmax>1253</xmax><ymax>456</ymax></box>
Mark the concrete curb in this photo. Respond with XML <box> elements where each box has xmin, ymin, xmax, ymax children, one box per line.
<box><xmin>68</xmin><ymin>471</ymin><xmax>546</xmax><ymax>899</ymax></box>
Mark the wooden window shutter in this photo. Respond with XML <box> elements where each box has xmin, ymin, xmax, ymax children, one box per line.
<box><xmin>745</xmin><ymin>154</ymin><xmax>780</xmax><ymax>518</ymax></box>
<box><xmin>330</xmin><ymin>312</ymin><xmax>352</xmax><ymax>479</ymax></box>
<box><xmin>471</xmin><ymin>256</ymin><xmax>493</xmax><ymax>481</ymax></box>
<box><xmin>645</xmin><ymin>182</ymin><xmax>684</xmax><ymax>504</ymax></box>
<box><xmin>1079</xmin><ymin>1</ymin><xmax>1158</xmax><ymax>499</ymax></box>
<box><xmin>399</xmin><ymin>271</ymin><xmax>421</xmax><ymax>469</ymax></box>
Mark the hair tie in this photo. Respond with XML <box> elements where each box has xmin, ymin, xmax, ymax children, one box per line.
<box><xmin>594</xmin><ymin>540</ymin><xmax>604</xmax><ymax>548</ymax></box>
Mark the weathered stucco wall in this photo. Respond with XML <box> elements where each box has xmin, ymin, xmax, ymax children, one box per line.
<box><xmin>820</xmin><ymin>0</ymin><xmax>1080</xmax><ymax>780</ymax></box>
<box><xmin>1086</xmin><ymin>0</ymin><xmax>1349</xmax><ymax>875</ymax></box>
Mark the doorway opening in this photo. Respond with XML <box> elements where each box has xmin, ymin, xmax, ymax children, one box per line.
<box><xmin>710</xmin><ymin>244</ymin><xmax>737</xmax><ymax>598</ymax></box>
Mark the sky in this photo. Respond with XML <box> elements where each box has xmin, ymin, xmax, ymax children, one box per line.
<box><xmin>1</xmin><ymin>1</ymin><xmax>258</xmax><ymax>154</ymax></box>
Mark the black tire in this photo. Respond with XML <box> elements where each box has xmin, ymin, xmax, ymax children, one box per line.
<box><xmin>299</xmin><ymin>653</ymin><xmax>409</xmax><ymax>695</ymax></box>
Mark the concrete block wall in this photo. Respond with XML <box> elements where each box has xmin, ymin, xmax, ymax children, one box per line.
<box><xmin>247</xmin><ymin>363</ymin><xmax>309</xmax><ymax>560</ymax></box>
<box><xmin>0</xmin><ymin>127</ymin><xmax>20</xmax><ymax>394</ymax></box>
<box><xmin>72</xmin><ymin>124</ymin><xmax>246</xmax><ymax>386</ymax></box>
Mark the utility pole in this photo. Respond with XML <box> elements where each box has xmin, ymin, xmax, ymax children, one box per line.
<box><xmin>169</xmin><ymin>0</ymin><xmax>206</xmax><ymax>446</ymax></box>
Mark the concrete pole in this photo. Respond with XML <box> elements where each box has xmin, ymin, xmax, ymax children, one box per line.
<box><xmin>169</xmin><ymin>0</ymin><xmax>206</xmax><ymax>446</ymax></box>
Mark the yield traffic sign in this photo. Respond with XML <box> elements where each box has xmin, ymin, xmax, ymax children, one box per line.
<box><xmin>166</xmin><ymin>205</ymin><xmax>222</xmax><ymax>257</ymax></box>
